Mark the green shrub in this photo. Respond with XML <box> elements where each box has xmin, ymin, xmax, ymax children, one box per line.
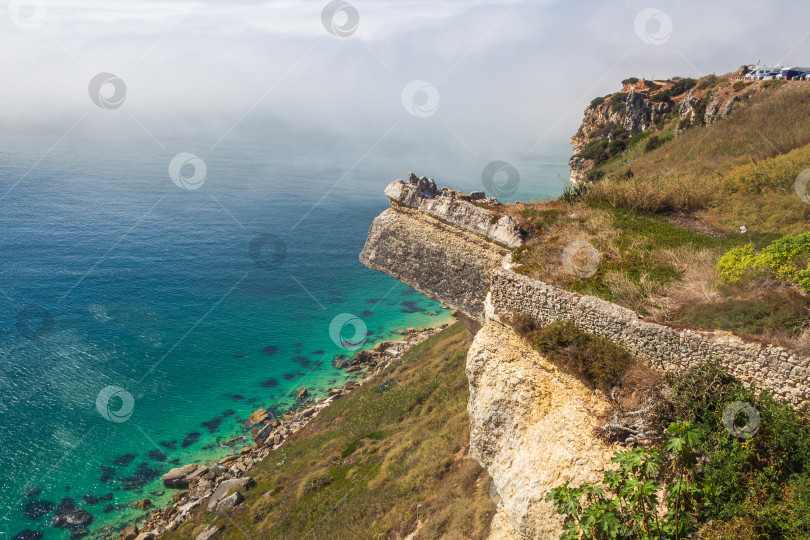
<box><xmin>651</xmin><ymin>78</ymin><xmax>697</xmax><ymax>102</ymax></box>
<box><xmin>644</xmin><ymin>134</ymin><xmax>670</xmax><ymax>153</ymax></box>
<box><xmin>646</xmin><ymin>80</ymin><xmax>663</xmax><ymax>92</ymax></box>
<box><xmin>761</xmin><ymin>79</ymin><xmax>786</xmax><ymax>90</ymax></box>
<box><xmin>696</xmin><ymin>74</ymin><xmax>719</xmax><ymax>90</ymax></box>
<box><xmin>530</xmin><ymin>321</ymin><xmax>635</xmax><ymax>391</ymax></box>
<box><xmin>610</xmin><ymin>92</ymin><xmax>628</xmax><ymax>111</ymax></box>
<box><xmin>622</xmin><ymin>77</ymin><xmax>640</xmax><ymax>85</ymax></box>
<box><xmin>717</xmin><ymin>234</ymin><xmax>810</xmax><ymax>291</ymax></box>
<box><xmin>590</xmin><ymin>96</ymin><xmax>606</xmax><ymax>107</ymax></box>
<box><xmin>549</xmin><ymin>362</ymin><xmax>810</xmax><ymax>539</ymax></box>
<box><xmin>732</xmin><ymin>80</ymin><xmax>750</xmax><ymax>92</ymax></box>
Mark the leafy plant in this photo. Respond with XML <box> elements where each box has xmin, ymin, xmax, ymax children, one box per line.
<box><xmin>717</xmin><ymin>233</ymin><xmax>810</xmax><ymax>291</ymax></box>
<box><xmin>547</xmin><ymin>421</ymin><xmax>706</xmax><ymax>540</ymax></box>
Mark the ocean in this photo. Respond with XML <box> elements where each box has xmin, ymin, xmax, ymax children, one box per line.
<box><xmin>0</xmin><ymin>125</ymin><xmax>569</xmax><ymax>538</ymax></box>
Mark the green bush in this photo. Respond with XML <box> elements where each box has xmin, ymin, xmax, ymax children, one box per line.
<box><xmin>761</xmin><ymin>79</ymin><xmax>786</xmax><ymax>90</ymax></box>
<box><xmin>644</xmin><ymin>134</ymin><xmax>670</xmax><ymax>153</ymax></box>
<box><xmin>610</xmin><ymin>92</ymin><xmax>629</xmax><ymax>111</ymax></box>
<box><xmin>622</xmin><ymin>77</ymin><xmax>640</xmax><ymax>85</ymax></box>
<box><xmin>590</xmin><ymin>96</ymin><xmax>606</xmax><ymax>108</ymax></box>
<box><xmin>732</xmin><ymin>81</ymin><xmax>750</xmax><ymax>92</ymax></box>
<box><xmin>650</xmin><ymin>78</ymin><xmax>697</xmax><ymax>103</ymax></box>
<box><xmin>530</xmin><ymin>321</ymin><xmax>634</xmax><ymax>391</ymax></box>
<box><xmin>549</xmin><ymin>362</ymin><xmax>810</xmax><ymax>539</ymax></box>
<box><xmin>717</xmin><ymin>234</ymin><xmax>810</xmax><ymax>291</ymax></box>
<box><xmin>696</xmin><ymin>74</ymin><xmax>719</xmax><ymax>90</ymax></box>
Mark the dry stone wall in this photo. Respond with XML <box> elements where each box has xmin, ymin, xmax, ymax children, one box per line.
<box><xmin>489</xmin><ymin>268</ymin><xmax>810</xmax><ymax>407</ymax></box>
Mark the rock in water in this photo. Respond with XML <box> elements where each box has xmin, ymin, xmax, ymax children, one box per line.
<box><xmin>297</xmin><ymin>386</ymin><xmax>308</xmax><ymax>399</ymax></box>
<box><xmin>120</xmin><ymin>526</ymin><xmax>139</xmax><ymax>540</ymax></box>
<box><xmin>13</xmin><ymin>530</ymin><xmax>43</xmax><ymax>540</ymax></box>
<box><xmin>161</xmin><ymin>464</ymin><xmax>206</xmax><ymax>489</ymax></box>
<box><xmin>23</xmin><ymin>500</ymin><xmax>55</xmax><ymax>520</ymax></box>
<box><xmin>51</xmin><ymin>504</ymin><xmax>92</xmax><ymax>531</ymax></box>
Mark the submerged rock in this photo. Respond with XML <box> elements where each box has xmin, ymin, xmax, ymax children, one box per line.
<box><xmin>13</xmin><ymin>530</ymin><xmax>43</xmax><ymax>540</ymax></box>
<box><xmin>52</xmin><ymin>498</ymin><xmax>92</xmax><ymax>531</ymax></box>
<box><xmin>23</xmin><ymin>500</ymin><xmax>54</xmax><ymax>520</ymax></box>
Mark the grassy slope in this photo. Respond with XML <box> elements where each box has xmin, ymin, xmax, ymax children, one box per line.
<box><xmin>589</xmin><ymin>81</ymin><xmax>810</xmax><ymax>232</ymax></box>
<box><xmin>510</xmin><ymin>81</ymin><xmax>810</xmax><ymax>349</ymax></box>
<box><xmin>163</xmin><ymin>323</ymin><xmax>496</xmax><ymax>540</ymax></box>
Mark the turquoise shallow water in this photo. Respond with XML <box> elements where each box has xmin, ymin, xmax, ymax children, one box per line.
<box><xmin>0</xmin><ymin>127</ymin><xmax>568</xmax><ymax>538</ymax></box>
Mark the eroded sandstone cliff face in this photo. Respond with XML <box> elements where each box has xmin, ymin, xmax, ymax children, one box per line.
<box><xmin>360</xmin><ymin>177</ymin><xmax>617</xmax><ymax>539</ymax></box>
<box><xmin>468</xmin><ymin>314</ymin><xmax>618</xmax><ymax>539</ymax></box>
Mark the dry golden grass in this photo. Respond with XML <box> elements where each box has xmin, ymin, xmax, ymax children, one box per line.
<box><xmin>586</xmin><ymin>83</ymin><xmax>810</xmax><ymax>234</ymax></box>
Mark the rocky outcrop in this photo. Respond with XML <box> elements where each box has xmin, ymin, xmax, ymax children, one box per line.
<box><xmin>385</xmin><ymin>173</ymin><xmax>525</xmax><ymax>249</ymax></box>
<box><xmin>359</xmin><ymin>177</ymin><xmax>810</xmax><ymax>538</ymax></box>
<box><xmin>360</xmin><ymin>176</ymin><xmax>525</xmax><ymax>321</ymax></box>
<box><xmin>569</xmin><ymin>89</ymin><xmax>672</xmax><ymax>184</ymax></box>
<box><xmin>468</xmin><ymin>316</ymin><xmax>618</xmax><ymax>538</ymax></box>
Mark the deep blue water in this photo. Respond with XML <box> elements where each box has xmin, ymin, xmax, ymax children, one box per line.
<box><xmin>0</xmin><ymin>126</ymin><xmax>568</xmax><ymax>538</ymax></box>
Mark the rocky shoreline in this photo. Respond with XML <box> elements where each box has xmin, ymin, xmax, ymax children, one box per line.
<box><xmin>115</xmin><ymin>322</ymin><xmax>452</xmax><ymax>540</ymax></box>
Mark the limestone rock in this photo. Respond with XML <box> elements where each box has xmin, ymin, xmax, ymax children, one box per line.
<box><xmin>297</xmin><ymin>386</ymin><xmax>308</xmax><ymax>399</ymax></box>
<box><xmin>466</xmin><ymin>319</ymin><xmax>618</xmax><ymax>538</ymax></box>
<box><xmin>215</xmin><ymin>492</ymin><xmax>243</xmax><ymax>514</ymax></box>
<box><xmin>120</xmin><ymin>526</ymin><xmax>139</xmax><ymax>540</ymax></box>
<box><xmin>196</xmin><ymin>526</ymin><xmax>220</xmax><ymax>540</ymax></box>
<box><xmin>247</xmin><ymin>408</ymin><xmax>269</xmax><ymax>426</ymax></box>
<box><xmin>360</xmin><ymin>207</ymin><xmax>508</xmax><ymax>321</ymax></box>
<box><xmin>206</xmin><ymin>477</ymin><xmax>254</xmax><ymax>512</ymax></box>
<box><xmin>383</xmin><ymin>177</ymin><xmax>525</xmax><ymax>249</ymax></box>
<box><xmin>162</xmin><ymin>465</ymin><xmax>206</xmax><ymax>489</ymax></box>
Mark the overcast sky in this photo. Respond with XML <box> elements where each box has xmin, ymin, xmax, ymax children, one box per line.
<box><xmin>3</xmin><ymin>0</ymin><xmax>809</xmax><ymax>157</ymax></box>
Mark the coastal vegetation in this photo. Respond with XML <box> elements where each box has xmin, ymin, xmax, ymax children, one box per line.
<box><xmin>162</xmin><ymin>324</ymin><xmax>496</xmax><ymax>539</ymax></box>
<box><xmin>511</xmin><ymin>79</ymin><xmax>810</xmax><ymax>354</ymax></box>
<box><xmin>547</xmin><ymin>361</ymin><xmax>810</xmax><ymax>540</ymax></box>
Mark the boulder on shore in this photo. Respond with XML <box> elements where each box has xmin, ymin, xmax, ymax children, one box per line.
<box><xmin>207</xmin><ymin>477</ymin><xmax>254</xmax><ymax>511</ymax></box>
<box><xmin>161</xmin><ymin>464</ymin><xmax>207</xmax><ymax>489</ymax></box>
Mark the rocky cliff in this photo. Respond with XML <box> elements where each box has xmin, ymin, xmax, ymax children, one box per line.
<box><xmin>569</xmin><ymin>75</ymin><xmax>749</xmax><ymax>184</ymax></box>
<box><xmin>468</xmin><ymin>313</ymin><xmax>617</xmax><ymax>539</ymax></box>
<box><xmin>360</xmin><ymin>173</ymin><xmax>525</xmax><ymax>322</ymax></box>
<box><xmin>360</xmin><ymin>173</ymin><xmax>810</xmax><ymax>538</ymax></box>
